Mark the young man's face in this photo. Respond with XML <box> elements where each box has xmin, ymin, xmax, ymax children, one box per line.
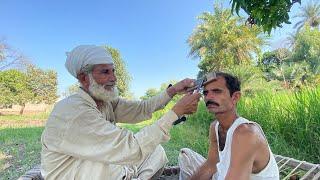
<box><xmin>203</xmin><ymin>76</ymin><xmax>239</xmax><ymax>115</ymax></box>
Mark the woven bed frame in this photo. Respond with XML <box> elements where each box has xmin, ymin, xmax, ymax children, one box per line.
<box><xmin>18</xmin><ymin>154</ymin><xmax>319</xmax><ymax>180</ymax></box>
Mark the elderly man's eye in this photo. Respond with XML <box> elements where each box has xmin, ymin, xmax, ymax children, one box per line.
<box><xmin>101</xmin><ymin>70</ymin><xmax>109</xmax><ymax>74</ymax></box>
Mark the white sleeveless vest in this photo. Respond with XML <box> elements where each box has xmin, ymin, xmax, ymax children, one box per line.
<box><xmin>213</xmin><ymin>117</ymin><xmax>279</xmax><ymax>180</ymax></box>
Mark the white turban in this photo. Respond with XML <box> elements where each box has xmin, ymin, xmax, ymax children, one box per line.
<box><xmin>65</xmin><ymin>45</ymin><xmax>114</xmax><ymax>78</ymax></box>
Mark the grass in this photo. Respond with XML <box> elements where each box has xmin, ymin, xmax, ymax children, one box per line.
<box><xmin>238</xmin><ymin>86</ymin><xmax>320</xmax><ymax>163</ymax></box>
<box><xmin>0</xmin><ymin>127</ymin><xmax>44</xmax><ymax>179</ymax></box>
<box><xmin>0</xmin><ymin>112</ymin><xmax>49</xmax><ymax>121</ymax></box>
<box><xmin>0</xmin><ymin>86</ymin><xmax>319</xmax><ymax>178</ymax></box>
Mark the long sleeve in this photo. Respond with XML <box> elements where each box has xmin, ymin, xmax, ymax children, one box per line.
<box><xmin>112</xmin><ymin>90</ymin><xmax>172</xmax><ymax>124</ymax></box>
<box><xmin>42</xmin><ymin>100</ymin><xmax>177</xmax><ymax>166</ymax></box>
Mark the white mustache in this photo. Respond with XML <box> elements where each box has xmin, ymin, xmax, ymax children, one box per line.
<box><xmin>103</xmin><ymin>84</ymin><xmax>116</xmax><ymax>89</ymax></box>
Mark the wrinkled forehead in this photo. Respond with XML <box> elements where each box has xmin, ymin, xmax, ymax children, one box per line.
<box><xmin>92</xmin><ymin>64</ymin><xmax>115</xmax><ymax>71</ymax></box>
<box><xmin>203</xmin><ymin>76</ymin><xmax>227</xmax><ymax>89</ymax></box>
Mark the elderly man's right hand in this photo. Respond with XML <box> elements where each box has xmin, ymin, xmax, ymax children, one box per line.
<box><xmin>167</xmin><ymin>78</ymin><xmax>196</xmax><ymax>97</ymax></box>
<box><xmin>172</xmin><ymin>92</ymin><xmax>201</xmax><ymax>117</ymax></box>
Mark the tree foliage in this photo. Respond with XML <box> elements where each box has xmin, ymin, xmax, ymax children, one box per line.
<box><xmin>0</xmin><ymin>70</ymin><xmax>33</xmax><ymax>108</ymax></box>
<box><xmin>140</xmin><ymin>80</ymin><xmax>178</xmax><ymax>101</ymax></box>
<box><xmin>189</xmin><ymin>5</ymin><xmax>265</xmax><ymax>73</ymax></box>
<box><xmin>290</xmin><ymin>26</ymin><xmax>320</xmax><ymax>85</ymax></box>
<box><xmin>259</xmin><ymin>48</ymin><xmax>292</xmax><ymax>76</ymax></box>
<box><xmin>0</xmin><ymin>65</ymin><xmax>58</xmax><ymax>109</ymax></box>
<box><xmin>140</xmin><ymin>88</ymin><xmax>158</xmax><ymax>100</ymax></box>
<box><xmin>260</xmin><ymin>27</ymin><xmax>320</xmax><ymax>89</ymax></box>
<box><xmin>230</xmin><ymin>0</ymin><xmax>301</xmax><ymax>33</ymax></box>
<box><xmin>291</xmin><ymin>26</ymin><xmax>320</xmax><ymax>73</ymax></box>
<box><xmin>293</xmin><ymin>1</ymin><xmax>320</xmax><ymax>32</ymax></box>
<box><xmin>26</xmin><ymin>65</ymin><xmax>58</xmax><ymax>104</ymax></box>
<box><xmin>104</xmin><ymin>46</ymin><xmax>131</xmax><ymax>98</ymax></box>
<box><xmin>62</xmin><ymin>83</ymin><xmax>80</xmax><ymax>98</ymax></box>
<box><xmin>223</xmin><ymin>65</ymin><xmax>283</xmax><ymax>97</ymax></box>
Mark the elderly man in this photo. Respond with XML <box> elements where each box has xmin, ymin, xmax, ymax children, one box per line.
<box><xmin>41</xmin><ymin>45</ymin><xmax>201</xmax><ymax>180</ymax></box>
<box><xmin>178</xmin><ymin>72</ymin><xmax>279</xmax><ymax>180</ymax></box>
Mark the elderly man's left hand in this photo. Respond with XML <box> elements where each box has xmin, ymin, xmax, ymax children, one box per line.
<box><xmin>167</xmin><ymin>78</ymin><xmax>196</xmax><ymax>97</ymax></box>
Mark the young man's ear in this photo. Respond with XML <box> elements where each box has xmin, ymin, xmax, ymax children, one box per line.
<box><xmin>232</xmin><ymin>91</ymin><xmax>241</xmax><ymax>105</ymax></box>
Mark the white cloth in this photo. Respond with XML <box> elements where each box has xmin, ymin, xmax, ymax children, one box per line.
<box><xmin>65</xmin><ymin>45</ymin><xmax>114</xmax><ymax>78</ymax></box>
<box><xmin>178</xmin><ymin>148</ymin><xmax>206</xmax><ymax>180</ymax></box>
<box><xmin>178</xmin><ymin>117</ymin><xmax>279</xmax><ymax>180</ymax></box>
<box><xmin>214</xmin><ymin>117</ymin><xmax>279</xmax><ymax>180</ymax></box>
<box><xmin>41</xmin><ymin>88</ymin><xmax>178</xmax><ymax>180</ymax></box>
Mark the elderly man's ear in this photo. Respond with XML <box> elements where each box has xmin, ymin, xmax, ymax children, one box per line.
<box><xmin>77</xmin><ymin>73</ymin><xmax>90</xmax><ymax>89</ymax></box>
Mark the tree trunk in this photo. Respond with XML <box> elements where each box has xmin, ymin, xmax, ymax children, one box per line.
<box><xmin>19</xmin><ymin>103</ymin><xmax>25</xmax><ymax>115</ymax></box>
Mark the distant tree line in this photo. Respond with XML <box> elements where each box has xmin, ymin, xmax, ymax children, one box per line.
<box><xmin>0</xmin><ymin>41</ymin><xmax>57</xmax><ymax>113</ymax></box>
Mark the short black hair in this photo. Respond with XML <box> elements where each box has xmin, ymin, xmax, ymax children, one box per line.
<box><xmin>216</xmin><ymin>72</ymin><xmax>241</xmax><ymax>96</ymax></box>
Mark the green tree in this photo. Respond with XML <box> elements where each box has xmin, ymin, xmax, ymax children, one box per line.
<box><xmin>0</xmin><ymin>70</ymin><xmax>33</xmax><ymax>113</ymax></box>
<box><xmin>291</xmin><ymin>27</ymin><xmax>320</xmax><ymax>74</ymax></box>
<box><xmin>104</xmin><ymin>46</ymin><xmax>131</xmax><ymax>98</ymax></box>
<box><xmin>140</xmin><ymin>80</ymin><xmax>179</xmax><ymax>101</ymax></box>
<box><xmin>294</xmin><ymin>1</ymin><xmax>320</xmax><ymax>32</ymax></box>
<box><xmin>62</xmin><ymin>83</ymin><xmax>80</xmax><ymax>98</ymax></box>
<box><xmin>26</xmin><ymin>65</ymin><xmax>58</xmax><ymax>104</ymax></box>
<box><xmin>260</xmin><ymin>27</ymin><xmax>320</xmax><ymax>89</ymax></box>
<box><xmin>290</xmin><ymin>26</ymin><xmax>320</xmax><ymax>86</ymax></box>
<box><xmin>140</xmin><ymin>88</ymin><xmax>159</xmax><ymax>100</ymax></box>
<box><xmin>223</xmin><ymin>65</ymin><xmax>282</xmax><ymax>97</ymax></box>
<box><xmin>189</xmin><ymin>5</ymin><xmax>265</xmax><ymax>73</ymax></box>
<box><xmin>230</xmin><ymin>0</ymin><xmax>301</xmax><ymax>33</ymax></box>
<box><xmin>259</xmin><ymin>48</ymin><xmax>292</xmax><ymax>82</ymax></box>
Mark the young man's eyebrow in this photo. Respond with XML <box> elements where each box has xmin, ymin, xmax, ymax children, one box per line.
<box><xmin>205</xmin><ymin>88</ymin><xmax>222</xmax><ymax>91</ymax></box>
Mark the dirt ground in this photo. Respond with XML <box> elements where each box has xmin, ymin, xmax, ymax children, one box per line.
<box><xmin>0</xmin><ymin>120</ymin><xmax>45</xmax><ymax>128</ymax></box>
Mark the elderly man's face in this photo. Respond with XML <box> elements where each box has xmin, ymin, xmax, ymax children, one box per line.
<box><xmin>91</xmin><ymin>64</ymin><xmax>117</xmax><ymax>90</ymax></box>
<box><xmin>87</xmin><ymin>64</ymin><xmax>118</xmax><ymax>102</ymax></box>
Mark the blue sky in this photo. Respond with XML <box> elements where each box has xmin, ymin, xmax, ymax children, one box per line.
<box><xmin>0</xmin><ymin>0</ymin><xmax>311</xmax><ymax>98</ymax></box>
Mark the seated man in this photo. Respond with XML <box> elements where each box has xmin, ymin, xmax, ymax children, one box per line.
<box><xmin>178</xmin><ymin>72</ymin><xmax>279</xmax><ymax>180</ymax></box>
<box><xmin>41</xmin><ymin>45</ymin><xmax>201</xmax><ymax>180</ymax></box>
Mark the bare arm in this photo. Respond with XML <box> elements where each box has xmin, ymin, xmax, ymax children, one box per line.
<box><xmin>225</xmin><ymin>124</ymin><xmax>259</xmax><ymax>180</ymax></box>
<box><xmin>190</xmin><ymin>121</ymin><xmax>219</xmax><ymax>180</ymax></box>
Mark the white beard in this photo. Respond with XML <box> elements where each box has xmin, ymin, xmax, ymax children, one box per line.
<box><xmin>88</xmin><ymin>73</ymin><xmax>119</xmax><ymax>103</ymax></box>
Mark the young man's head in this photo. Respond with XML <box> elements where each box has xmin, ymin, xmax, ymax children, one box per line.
<box><xmin>65</xmin><ymin>45</ymin><xmax>118</xmax><ymax>102</ymax></box>
<box><xmin>203</xmin><ymin>72</ymin><xmax>241</xmax><ymax>115</ymax></box>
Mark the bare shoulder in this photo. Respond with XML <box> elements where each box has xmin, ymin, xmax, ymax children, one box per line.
<box><xmin>233</xmin><ymin>123</ymin><xmax>262</xmax><ymax>148</ymax></box>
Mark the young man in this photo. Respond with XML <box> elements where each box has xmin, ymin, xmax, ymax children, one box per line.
<box><xmin>41</xmin><ymin>45</ymin><xmax>201</xmax><ymax>180</ymax></box>
<box><xmin>178</xmin><ymin>72</ymin><xmax>279</xmax><ymax>180</ymax></box>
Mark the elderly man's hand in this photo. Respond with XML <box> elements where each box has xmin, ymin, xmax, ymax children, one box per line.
<box><xmin>172</xmin><ymin>92</ymin><xmax>201</xmax><ymax>117</ymax></box>
<box><xmin>167</xmin><ymin>78</ymin><xmax>196</xmax><ymax>97</ymax></box>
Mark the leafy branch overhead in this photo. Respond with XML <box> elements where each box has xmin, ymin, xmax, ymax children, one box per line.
<box><xmin>230</xmin><ymin>0</ymin><xmax>301</xmax><ymax>33</ymax></box>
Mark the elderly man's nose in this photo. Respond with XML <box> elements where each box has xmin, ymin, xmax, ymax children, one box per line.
<box><xmin>110</xmin><ymin>73</ymin><xmax>117</xmax><ymax>81</ymax></box>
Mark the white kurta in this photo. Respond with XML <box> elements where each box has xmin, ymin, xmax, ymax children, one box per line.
<box><xmin>41</xmin><ymin>88</ymin><xmax>178</xmax><ymax>180</ymax></box>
